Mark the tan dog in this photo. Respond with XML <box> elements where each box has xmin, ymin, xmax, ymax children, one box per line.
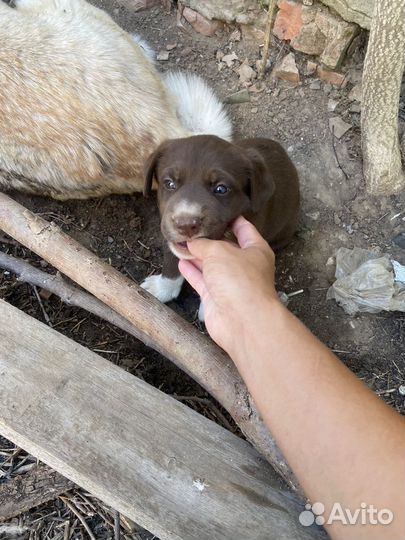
<box><xmin>0</xmin><ymin>0</ymin><xmax>231</xmax><ymax>199</ymax></box>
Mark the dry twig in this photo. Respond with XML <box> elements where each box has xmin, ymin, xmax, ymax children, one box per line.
<box><xmin>0</xmin><ymin>252</ymin><xmax>155</xmax><ymax>349</ymax></box>
<box><xmin>259</xmin><ymin>0</ymin><xmax>278</xmax><ymax>80</ymax></box>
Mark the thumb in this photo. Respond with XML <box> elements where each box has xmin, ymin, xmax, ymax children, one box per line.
<box><xmin>232</xmin><ymin>216</ymin><xmax>265</xmax><ymax>249</ymax></box>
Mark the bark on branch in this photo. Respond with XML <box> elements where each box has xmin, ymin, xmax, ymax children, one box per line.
<box><xmin>0</xmin><ymin>192</ymin><xmax>301</xmax><ymax>494</ymax></box>
<box><xmin>361</xmin><ymin>0</ymin><xmax>405</xmax><ymax>195</ymax></box>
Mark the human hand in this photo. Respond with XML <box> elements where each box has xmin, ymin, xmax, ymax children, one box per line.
<box><xmin>178</xmin><ymin>216</ymin><xmax>280</xmax><ymax>356</ymax></box>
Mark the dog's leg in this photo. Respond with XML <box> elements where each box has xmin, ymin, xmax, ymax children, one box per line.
<box><xmin>141</xmin><ymin>245</ymin><xmax>184</xmax><ymax>303</ymax></box>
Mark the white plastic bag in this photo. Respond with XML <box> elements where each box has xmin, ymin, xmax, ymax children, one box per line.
<box><xmin>327</xmin><ymin>247</ymin><xmax>405</xmax><ymax>315</ymax></box>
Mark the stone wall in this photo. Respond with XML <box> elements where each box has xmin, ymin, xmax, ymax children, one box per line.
<box><xmin>273</xmin><ymin>0</ymin><xmax>359</xmax><ymax>69</ymax></box>
<box><xmin>180</xmin><ymin>0</ymin><xmax>374</xmax><ymax>29</ymax></box>
<box><xmin>318</xmin><ymin>0</ymin><xmax>373</xmax><ymax>30</ymax></box>
<box><xmin>179</xmin><ymin>0</ymin><xmax>368</xmax><ymax>70</ymax></box>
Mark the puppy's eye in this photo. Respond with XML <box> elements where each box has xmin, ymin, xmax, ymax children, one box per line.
<box><xmin>163</xmin><ymin>178</ymin><xmax>177</xmax><ymax>190</ymax></box>
<box><xmin>213</xmin><ymin>184</ymin><xmax>229</xmax><ymax>195</ymax></box>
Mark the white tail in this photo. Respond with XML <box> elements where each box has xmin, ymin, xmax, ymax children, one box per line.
<box><xmin>163</xmin><ymin>72</ymin><xmax>232</xmax><ymax>141</ymax></box>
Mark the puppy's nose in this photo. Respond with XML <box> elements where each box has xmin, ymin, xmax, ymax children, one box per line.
<box><xmin>173</xmin><ymin>215</ymin><xmax>202</xmax><ymax>238</ymax></box>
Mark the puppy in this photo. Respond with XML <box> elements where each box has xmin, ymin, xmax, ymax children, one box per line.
<box><xmin>0</xmin><ymin>0</ymin><xmax>231</xmax><ymax>199</ymax></box>
<box><xmin>141</xmin><ymin>135</ymin><xmax>300</xmax><ymax>313</ymax></box>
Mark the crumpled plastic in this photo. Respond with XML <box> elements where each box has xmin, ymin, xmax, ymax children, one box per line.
<box><xmin>327</xmin><ymin>247</ymin><xmax>405</xmax><ymax>315</ymax></box>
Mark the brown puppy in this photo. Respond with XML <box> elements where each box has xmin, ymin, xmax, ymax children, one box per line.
<box><xmin>141</xmin><ymin>135</ymin><xmax>300</xmax><ymax>312</ymax></box>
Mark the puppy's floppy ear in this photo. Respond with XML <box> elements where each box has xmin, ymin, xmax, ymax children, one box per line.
<box><xmin>143</xmin><ymin>141</ymin><xmax>169</xmax><ymax>197</ymax></box>
<box><xmin>245</xmin><ymin>147</ymin><xmax>275</xmax><ymax>213</ymax></box>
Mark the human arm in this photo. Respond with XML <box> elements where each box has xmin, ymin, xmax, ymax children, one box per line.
<box><xmin>179</xmin><ymin>217</ymin><xmax>405</xmax><ymax>540</ymax></box>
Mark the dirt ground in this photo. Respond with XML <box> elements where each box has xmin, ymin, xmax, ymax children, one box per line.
<box><xmin>1</xmin><ymin>1</ymin><xmax>405</xmax><ymax>539</ymax></box>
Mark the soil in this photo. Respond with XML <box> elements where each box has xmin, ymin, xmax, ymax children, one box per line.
<box><xmin>1</xmin><ymin>1</ymin><xmax>405</xmax><ymax>539</ymax></box>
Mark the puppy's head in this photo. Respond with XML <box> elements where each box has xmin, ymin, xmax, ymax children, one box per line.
<box><xmin>144</xmin><ymin>135</ymin><xmax>274</xmax><ymax>259</ymax></box>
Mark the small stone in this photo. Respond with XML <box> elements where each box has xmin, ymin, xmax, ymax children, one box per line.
<box><xmin>107</xmin><ymin>236</ymin><xmax>114</xmax><ymax>244</ymax></box>
<box><xmin>309</xmin><ymin>80</ymin><xmax>321</xmax><ymax>90</ymax></box>
<box><xmin>249</xmin><ymin>83</ymin><xmax>265</xmax><ymax>93</ymax></box>
<box><xmin>229</xmin><ymin>29</ymin><xmax>241</xmax><ymax>42</ymax></box>
<box><xmin>238</xmin><ymin>61</ymin><xmax>257</xmax><ymax>84</ymax></box>
<box><xmin>349</xmin><ymin>102</ymin><xmax>361</xmax><ymax>114</ymax></box>
<box><xmin>306</xmin><ymin>60</ymin><xmax>317</xmax><ymax>75</ymax></box>
<box><xmin>39</xmin><ymin>288</ymin><xmax>52</xmax><ymax>300</ymax></box>
<box><xmin>251</xmin><ymin>107</ymin><xmax>258</xmax><ymax>113</ymax></box>
<box><xmin>224</xmin><ymin>89</ymin><xmax>250</xmax><ymax>104</ymax></box>
<box><xmin>306</xmin><ymin>211</ymin><xmax>320</xmax><ymax>220</ymax></box>
<box><xmin>222</xmin><ymin>52</ymin><xmax>238</xmax><ymax>67</ymax></box>
<box><xmin>303</xmin><ymin>0</ymin><xmax>313</xmax><ymax>4</ymax></box>
<box><xmin>291</xmin><ymin>22</ymin><xmax>326</xmax><ymax>56</ymax></box>
<box><xmin>182</xmin><ymin>7</ymin><xmax>223</xmax><ymax>37</ymax></box>
<box><xmin>323</xmin><ymin>82</ymin><xmax>332</xmax><ymax>94</ymax></box>
<box><xmin>334</xmin><ymin>212</ymin><xmax>341</xmax><ymax>225</ymax></box>
<box><xmin>166</xmin><ymin>43</ymin><xmax>177</xmax><ymax>51</ymax></box>
<box><xmin>119</xmin><ymin>0</ymin><xmax>160</xmax><ymax>12</ymax></box>
<box><xmin>240</xmin><ymin>24</ymin><xmax>266</xmax><ymax>43</ymax></box>
<box><xmin>399</xmin><ymin>385</ymin><xmax>405</xmax><ymax>396</ymax></box>
<box><xmin>329</xmin><ymin>117</ymin><xmax>351</xmax><ymax>138</ymax></box>
<box><xmin>317</xmin><ymin>67</ymin><xmax>347</xmax><ymax>88</ymax></box>
<box><xmin>39</xmin><ymin>259</ymin><xmax>48</xmax><ymax>268</ymax></box>
<box><xmin>157</xmin><ymin>50</ymin><xmax>170</xmax><ymax>61</ymax></box>
<box><xmin>273</xmin><ymin>0</ymin><xmax>304</xmax><ymax>41</ymax></box>
<box><xmin>216</xmin><ymin>50</ymin><xmax>224</xmax><ymax>61</ymax></box>
<box><xmin>180</xmin><ymin>46</ymin><xmax>193</xmax><ymax>57</ymax></box>
<box><xmin>273</xmin><ymin>52</ymin><xmax>300</xmax><ymax>85</ymax></box>
<box><xmin>327</xmin><ymin>99</ymin><xmax>339</xmax><ymax>112</ymax></box>
<box><xmin>316</xmin><ymin>10</ymin><xmax>358</xmax><ymax>69</ymax></box>
<box><xmin>393</xmin><ymin>232</ymin><xmax>405</xmax><ymax>249</ymax></box>
<box><xmin>348</xmin><ymin>83</ymin><xmax>362</xmax><ymax>102</ymax></box>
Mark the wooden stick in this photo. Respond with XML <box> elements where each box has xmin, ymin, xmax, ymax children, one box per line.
<box><xmin>259</xmin><ymin>0</ymin><xmax>278</xmax><ymax>80</ymax></box>
<box><xmin>0</xmin><ymin>463</ymin><xmax>74</xmax><ymax>521</ymax></box>
<box><xmin>0</xmin><ymin>192</ymin><xmax>300</xmax><ymax>493</ymax></box>
<box><xmin>0</xmin><ymin>252</ymin><xmax>157</xmax><ymax>349</ymax></box>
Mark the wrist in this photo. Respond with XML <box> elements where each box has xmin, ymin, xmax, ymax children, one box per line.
<box><xmin>227</xmin><ymin>294</ymin><xmax>286</xmax><ymax>365</ymax></box>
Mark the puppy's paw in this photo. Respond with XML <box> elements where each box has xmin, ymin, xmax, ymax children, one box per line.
<box><xmin>198</xmin><ymin>301</ymin><xmax>205</xmax><ymax>323</ymax></box>
<box><xmin>141</xmin><ymin>274</ymin><xmax>184</xmax><ymax>303</ymax></box>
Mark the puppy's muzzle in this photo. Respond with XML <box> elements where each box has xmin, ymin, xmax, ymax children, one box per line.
<box><xmin>172</xmin><ymin>214</ymin><xmax>202</xmax><ymax>239</ymax></box>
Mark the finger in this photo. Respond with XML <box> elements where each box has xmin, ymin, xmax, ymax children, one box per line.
<box><xmin>186</xmin><ymin>237</ymin><xmax>211</xmax><ymax>259</ymax></box>
<box><xmin>232</xmin><ymin>216</ymin><xmax>265</xmax><ymax>249</ymax></box>
<box><xmin>189</xmin><ymin>258</ymin><xmax>203</xmax><ymax>272</ymax></box>
<box><xmin>178</xmin><ymin>259</ymin><xmax>207</xmax><ymax>298</ymax></box>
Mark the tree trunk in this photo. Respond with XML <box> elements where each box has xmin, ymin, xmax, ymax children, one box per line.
<box><xmin>361</xmin><ymin>0</ymin><xmax>405</xmax><ymax>195</ymax></box>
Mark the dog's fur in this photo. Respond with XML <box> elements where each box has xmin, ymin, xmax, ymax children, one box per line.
<box><xmin>141</xmin><ymin>135</ymin><xmax>300</xmax><ymax>308</ymax></box>
<box><xmin>0</xmin><ymin>0</ymin><xmax>231</xmax><ymax>199</ymax></box>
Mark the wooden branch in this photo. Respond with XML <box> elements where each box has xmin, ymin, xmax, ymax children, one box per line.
<box><xmin>0</xmin><ymin>463</ymin><xmax>75</xmax><ymax>521</ymax></box>
<box><xmin>0</xmin><ymin>300</ymin><xmax>324</xmax><ymax>540</ymax></box>
<box><xmin>0</xmin><ymin>192</ymin><xmax>300</xmax><ymax>494</ymax></box>
<box><xmin>258</xmin><ymin>0</ymin><xmax>278</xmax><ymax>80</ymax></box>
<box><xmin>0</xmin><ymin>252</ymin><xmax>157</xmax><ymax>349</ymax></box>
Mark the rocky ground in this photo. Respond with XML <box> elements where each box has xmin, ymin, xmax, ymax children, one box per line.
<box><xmin>1</xmin><ymin>1</ymin><xmax>405</xmax><ymax>539</ymax></box>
